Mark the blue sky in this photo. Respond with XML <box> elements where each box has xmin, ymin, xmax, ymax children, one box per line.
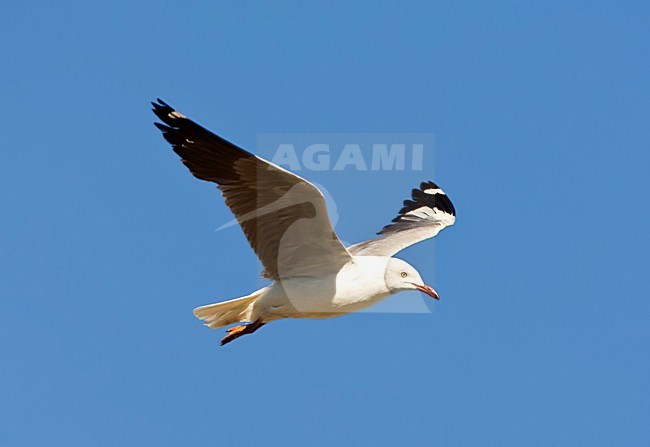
<box><xmin>1</xmin><ymin>1</ymin><xmax>649</xmax><ymax>445</ymax></box>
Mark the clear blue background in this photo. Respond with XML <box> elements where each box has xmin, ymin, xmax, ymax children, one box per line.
<box><xmin>1</xmin><ymin>1</ymin><xmax>649</xmax><ymax>445</ymax></box>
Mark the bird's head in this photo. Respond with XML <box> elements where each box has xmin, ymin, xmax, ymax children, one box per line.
<box><xmin>384</xmin><ymin>258</ymin><xmax>439</xmax><ymax>300</ymax></box>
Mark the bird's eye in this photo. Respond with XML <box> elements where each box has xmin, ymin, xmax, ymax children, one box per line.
<box><xmin>400</xmin><ymin>272</ymin><xmax>408</xmax><ymax>278</ymax></box>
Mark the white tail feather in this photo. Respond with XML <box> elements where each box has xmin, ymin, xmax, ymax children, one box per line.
<box><xmin>193</xmin><ymin>292</ymin><xmax>260</xmax><ymax>329</ymax></box>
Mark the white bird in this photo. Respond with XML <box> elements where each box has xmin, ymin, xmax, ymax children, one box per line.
<box><xmin>153</xmin><ymin>99</ymin><xmax>456</xmax><ymax>345</ymax></box>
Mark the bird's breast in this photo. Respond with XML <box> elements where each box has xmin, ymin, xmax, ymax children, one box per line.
<box><xmin>258</xmin><ymin>261</ymin><xmax>391</xmax><ymax>318</ymax></box>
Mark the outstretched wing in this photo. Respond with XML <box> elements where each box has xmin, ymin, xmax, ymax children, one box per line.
<box><xmin>152</xmin><ymin>99</ymin><xmax>352</xmax><ymax>279</ymax></box>
<box><xmin>348</xmin><ymin>181</ymin><xmax>455</xmax><ymax>257</ymax></box>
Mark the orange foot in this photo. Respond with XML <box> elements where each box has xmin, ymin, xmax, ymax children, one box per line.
<box><xmin>220</xmin><ymin>320</ymin><xmax>265</xmax><ymax>346</ymax></box>
<box><xmin>227</xmin><ymin>325</ymin><xmax>247</xmax><ymax>335</ymax></box>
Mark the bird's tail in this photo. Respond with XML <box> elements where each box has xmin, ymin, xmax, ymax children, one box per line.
<box><xmin>193</xmin><ymin>291</ymin><xmax>261</xmax><ymax>330</ymax></box>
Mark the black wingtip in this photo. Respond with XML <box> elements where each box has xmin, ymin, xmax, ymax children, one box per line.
<box><xmin>153</xmin><ymin>122</ymin><xmax>169</xmax><ymax>131</ymax></box>
<box><xmin>152</xmin><ymin>98</ymin><xmax>185</xmax><ymax>129</ymax></box>
<box><xmin>416</xmin><ymin>181</ymin><xmax>455</xmax><ymax>216</ymax></box>
<box><xmin>152</xmin><ymin>98</ymin><xmax>171</xmax><ymax>108</ymax></box>
<box><xmin>420</xmin><ymin>180</ymin><xmax>440</xmax><ymax>191</ymax></box>
<box><xmin>151</xmin><ymin>98</ymin><xmax>173</xmax><ymax>115</ymax></box>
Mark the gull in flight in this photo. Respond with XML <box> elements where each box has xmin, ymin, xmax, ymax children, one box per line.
<box><xmin>152</xmin><ymin>99</ymin><xmax>456</xmax><ymax>345</ymax></box>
